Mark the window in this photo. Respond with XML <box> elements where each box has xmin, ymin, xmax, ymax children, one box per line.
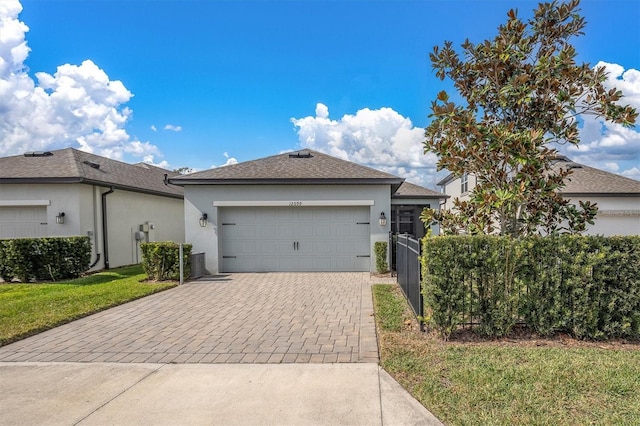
<box><xmin>461</xmin><ymin>173</ymin><xmax>469</xmax><ymax>193</ymax></box>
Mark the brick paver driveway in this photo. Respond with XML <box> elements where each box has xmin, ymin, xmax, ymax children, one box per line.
<box><xmin>0</xmin><ymin>273</ymin><xmax>379</xmax><ymax>364</ymax></box>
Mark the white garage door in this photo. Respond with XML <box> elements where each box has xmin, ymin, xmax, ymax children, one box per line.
<box><xmin>220</xmin><ymin>206</ymin><xmax>371</xmax><ymax>272</ymax></box>
<box><xmin>0</xmin><ymin>206</ymin><xmax>47</xmax><ymax>239</ymax></box>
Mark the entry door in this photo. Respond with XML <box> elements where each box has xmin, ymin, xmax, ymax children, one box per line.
<box><xmin>219</xmin><ymin>206</ymin><xmax>370</xmax><ymax>272</ymax></box>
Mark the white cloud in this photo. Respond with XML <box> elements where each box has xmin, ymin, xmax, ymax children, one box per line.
<box><xmin>0</xmin><ymin>1</ymin><xmax>162</xmax><ymax>162</ymax></box>
<box><xmin>291</xmin><ymin>103</ymin><xmax>439</xmax><ymax>187</ymax></box>
<box><xmin>604</xmin><ymin>162</ymin><xmax>619</xmax><ymax>172</ymax></box>
<box><xmin>142</xmin><ymin>155</ymin><xmax>170</xmax><ymax>170</ymax></box>
<box><xmin>164</xmin><ymin>124</ymin><xmax>182</xmax><ymax>132</ymax></box>
<box><xmin>222</xmin><ymin>152</ymin><xmax>238</xmax><ymax>165</ymax></box>
<box><xmin>621</xmin><ymin>167</ymin><xmax>640</xmax><ymax>180</ymax></box>
<box><xmin>563</xmin><ymin>62</ymin><xmax>640</xmax><ymax>181</ymax></box>
<box><xmin>210</xmin><ymin>152</ymin><xmax>238</xmax><ymax>168</ymax></box>
<box><xmin>150</xmin><ymin>125</ymin><xmax>157</xmax><ymax>131</ymax></box>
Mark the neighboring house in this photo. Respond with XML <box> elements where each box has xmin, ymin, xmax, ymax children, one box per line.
<box><xmin>169</xmin><ymin>149</ymin><xmax>445</xmax><ymax>273</ymax></box>
<box><xmin>0</xmin><ymin>148</ymin><xmax>184</xmax><ymax>270</ymax></box>
<box><xmin>437</xmin><ymin>156</ymin><xmax>640</xmax><ymax>236</ymax></box>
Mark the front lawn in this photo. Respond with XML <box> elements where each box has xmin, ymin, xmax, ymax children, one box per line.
<box><xmin>0</xmin><ymin>265</ymin><xmax>176</xmax><ymax>346</ymax></box>
<box><xmin>372</xmin><ymin>284</ymin><xmax>640</xmax><ymax>425</ymax></box>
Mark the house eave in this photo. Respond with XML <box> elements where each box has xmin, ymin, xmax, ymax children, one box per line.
<box><xmin>436</xmin><ymin>173</ymin><xmax>456</xmax><ymax>187</ymax></box>
<box><xmin>168</xmin><ymin>178</ymin><xmax>404</xmax><ymax>186</ymax></box>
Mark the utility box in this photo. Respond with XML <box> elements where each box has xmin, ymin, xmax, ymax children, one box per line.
<box><xmin>191</xmin><ymin>253</ymin><xmax>206</xmax><ymax>278</ymax></box>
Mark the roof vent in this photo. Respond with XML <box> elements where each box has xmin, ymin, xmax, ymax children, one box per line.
<box><xmin>289</xmin><ymin>151</ymin><xmax>312</xmax><ymax>159</ymax></box>
<box><xmin>24</xmin><ymin>151</ymin><xmax>53</xmax><ymax>157</ymax></box>
<box><xmin>83</xmin><ymin>160</ymin><xmax>100</xmax><ymax>169</ymax></box>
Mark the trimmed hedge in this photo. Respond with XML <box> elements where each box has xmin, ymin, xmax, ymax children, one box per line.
<box><xmin>375</xmin><ymin>241</ymin><xmax>389</xmax><ymax>274</ymax></box>
<box><xmin>422</xmin><ymin>235</ymin><xmax>640</xmax><ymax>340</ymax></box>
<box><xmin>0</xmin><ymin>236</ymin><xmax>91</xmax><ymax>282</ymax></box>
<box><xmin>140</xmin><ymin>241</ymin><xmax>192</xmax><ymax>281</ymax></box>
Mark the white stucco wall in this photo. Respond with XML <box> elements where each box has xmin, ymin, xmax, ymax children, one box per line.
<box><xmin>183</xmin><ymin>184</ymin><xmax>391</xmax><ymax>273</ymax></box>
<box><xmin>566</xmin><ymin>195</ymin><xmax>640</xmax><ymax>236</ymax></box>
<box><xmin>440</xmin><ymin>175</ymin><xmax>477</xmax><ymax>209</ymax></box>
<box><xmin>0</xmin><ymin>183</ymin><xmax>184</xmax><ymax>270</ymax></box>
<box><xmin>105</xmin><ymin>189</ymin><xmax>184</xmax><ymax>268</ymax></box>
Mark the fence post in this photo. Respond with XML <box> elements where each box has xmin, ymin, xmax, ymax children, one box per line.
<box><xmin>179</xmin><ymin>243</ymin><xmax>184</xmax><ymax>285</ymax></box>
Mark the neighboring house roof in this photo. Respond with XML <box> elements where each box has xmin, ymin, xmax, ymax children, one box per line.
<box><xmin>393</xmin><ymin>181</ymin><xmax>446</xmax><ymax>199</ymax></box>
<box><xmin>553</xmin><ymin>158</ymin><xmax>640</xmax><ymax>196</ymax></box>
<box><xmin>0</xmin><ymin>148</ymin><xmax>183</xmax><ymax>198</ymax></box>
<box><xmin>436</xmin><ymin>157</ymin><xmax>640</xmax><ymax>197</ymax></box>
<box><xmin>170</xmin><ymin>150</ymin><xmax>405</xmax><ymax>190</ymax></box>
<box><xmin>436</xmin><ymin>173</ymin><xmax>457</xmax><ymax>187</ymax></box>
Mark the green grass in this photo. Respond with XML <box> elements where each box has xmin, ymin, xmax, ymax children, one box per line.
<box><xmin>373</xmin><ymin>284</ymin><xmax>640</xmax><ymax>425</ymax></box>
<box><xmin>0</xmin><ymin>265</ymin><xmax>176</xmax><ymax>346</ymax></box>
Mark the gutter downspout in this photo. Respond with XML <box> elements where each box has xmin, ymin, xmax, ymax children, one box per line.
<box><xmin>101</xmin><ymin>187</ymin><xmax>115</xmax><ymax>269</ymax></box>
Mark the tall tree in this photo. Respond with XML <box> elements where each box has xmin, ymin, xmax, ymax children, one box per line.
<box><xmin>422</xmin><ymin>0</ymin><xmax>637</xmax><ymax>237</ymax></box>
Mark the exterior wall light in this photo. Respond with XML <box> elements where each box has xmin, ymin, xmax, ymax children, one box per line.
<box><xmin>56</xmin><ymin>212</ymin><xmax>66</xmax><ymax>224</ymax></box>
<box><xmin>378</xmin><ymin>212</ymin><xmax>387</xmax><ymax>226</ymax></box>
<box><xmin>199</xmin><ymin>213</ymin><xmax>208</xmax><ymax>227</ymax></box>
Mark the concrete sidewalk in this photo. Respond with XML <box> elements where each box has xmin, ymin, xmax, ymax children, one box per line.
<box><xmin>0</xmin><ymin>362</ymin><xmax>442</xmax><ymax>425</ymax></box>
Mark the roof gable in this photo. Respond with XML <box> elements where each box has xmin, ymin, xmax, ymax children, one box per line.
<box><xmin>170</xmin><ymin>150</ymin><xmax>404</xmax><ymax>185</ymax></box>
<box><xmin>0</xmin><ymin>148</ymin><xmax>183</xmax><ymax>198</ymax></box>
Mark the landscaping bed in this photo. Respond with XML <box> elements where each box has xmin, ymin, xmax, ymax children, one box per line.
<box><xmin>372</xmin><ymin>284</ymin><xmax>640</xmax><ymax>425</ymax></box>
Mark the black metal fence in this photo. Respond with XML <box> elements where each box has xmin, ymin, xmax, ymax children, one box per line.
<box><xmin>396</xmin><ymin>234</ymin><xmax>424</xmax><ymax>329</ymax></box>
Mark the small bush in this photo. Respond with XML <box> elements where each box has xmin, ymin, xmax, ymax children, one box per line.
<box><xmin>140</xmin><ymin>241</ymin><xmax>192</xmax><ymax>281</ymax></box>
<box><xmin>375</xmin><ymin>241</ymin><xmax>389</xmax><ymax>273</ymax></box>
<box><xmin>0</xmin><ymin>237</ymin><xmax>91</xmax><ymax>282</ymax></box>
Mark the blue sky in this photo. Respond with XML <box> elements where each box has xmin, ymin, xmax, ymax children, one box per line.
<box><xmin>2</xmin><ymin>0</ymin><xmax>639</xmax><ymax>187</ymax></box>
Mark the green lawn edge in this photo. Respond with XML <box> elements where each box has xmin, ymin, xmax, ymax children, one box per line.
<box><xmin>0</xmin><ymin>265</ymin><xmax>177</xmax><ymax>346</ymax></box>
<box><xmin>372</xmin><ymin>283</ymin><xmax>640</xmax><ymax>425</ymax></box>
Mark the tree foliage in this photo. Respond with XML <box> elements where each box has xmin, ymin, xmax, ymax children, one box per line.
<box><xmin>422</xmin><ymin>0</ymin><xmax>637</xmax><ymax>237</ymax></box>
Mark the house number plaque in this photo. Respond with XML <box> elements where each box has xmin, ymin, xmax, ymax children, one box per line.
<box><xmin>289</xmin><ymin>201</ymin><xmax>303</xmax><ymax>207</ymax></box>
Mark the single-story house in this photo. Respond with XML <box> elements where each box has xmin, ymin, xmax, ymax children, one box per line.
<box><xmin>169</xmin><ymin>149</ymin><xmax>445</xmax><ymax>273</ymax></box>
<box><xmin>0</xmin><ymin>148</ymin><xmax>184</xmax><ymax>270</ymax></box>
<box><xmin>436</xmin><ymin>156</ymin><xmax>640</xmax><ymax>236</ymax></box>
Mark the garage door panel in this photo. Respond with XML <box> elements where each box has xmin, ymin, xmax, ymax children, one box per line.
<box><xmin>220</xmin><ymin>206</ymin><xmax>370</xmax><ymax>272</ymax></box>
<box><xmin>0</xmin><ymin>207</ymin><xmax>47</xmax><ymax>239</ymax></box>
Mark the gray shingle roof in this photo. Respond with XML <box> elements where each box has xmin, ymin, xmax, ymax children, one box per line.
<box><xmin>0</xmin><ymin>148</ymin><xmax>183</xmax><ymax>198</ymax></box>
<box><xmin>554</xmin><ymin>159</ymin><xmax>640</xmax><ymax>195</ymax></box>
<box><xmin>170</xmin><ymin>150</ymin><xmax>404</xmax><ymax>186</ymax></box>
<box><xmin>436</xmin><ymin>158</ymin><xmax>640</xmax><ymax>196</ymax></box>
<box><xmin>393</xmin><ymin>181</ymin><xmax>445</xmax><ymax>198</ymax></box>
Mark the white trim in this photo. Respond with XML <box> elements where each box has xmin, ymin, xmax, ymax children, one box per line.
<box><xmin>0</xmin><ymin>200</ymin><xmax>51</xmax><ymax>207</ymax></box>
<box><xmin>213</xmin><ymin>200</ymin><xmax>375</xmax><ymax>207</ymax></box>
<box><xmin>599</xmin><ymin>210</ymin><xmax>640</xmax><ymax>216</ymax></box>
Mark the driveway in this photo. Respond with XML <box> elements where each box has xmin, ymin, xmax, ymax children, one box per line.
<box><xmin>0</xmin><ymin>272</ymin><xmax>379</xmax><ymax>364</ymax></box>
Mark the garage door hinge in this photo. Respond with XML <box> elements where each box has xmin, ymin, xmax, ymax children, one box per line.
<box><xmin>356</xmin><ymin>255</ymin><xmax>370</xmax><ymax>257</ymax></box>
<box><xmin>356</xmin><ymin>222</ymin><xmax>370</xmax><ymax>225</ymax></box>
<box><xmin>222</xmin><ymin>223</ymin><xmax>236</xmax><ymax>226</ymax></box>
<box><xmin>222</xmin><ymin>256</ymin><xmax>237</xmax><ymax>258</ymax></box>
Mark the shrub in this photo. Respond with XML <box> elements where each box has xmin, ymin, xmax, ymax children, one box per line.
<box><xmin>374</xmin><ymin>241</ymin><xmax>389</xmax><ymax>273</ymax></box>
<box><xmin>422</xmin><ymin>235</ymin><xmax>640</xmax><ymax>340</ymax></box>
<box><xmin>0</xmin><ymin>237</ymin><xmax>91</xmax><ymax>282</ymax></box>
<box><xmin>140</xmin><ymin>241</ymin><xmax>192</xmax><ymax>281</ymax></box>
